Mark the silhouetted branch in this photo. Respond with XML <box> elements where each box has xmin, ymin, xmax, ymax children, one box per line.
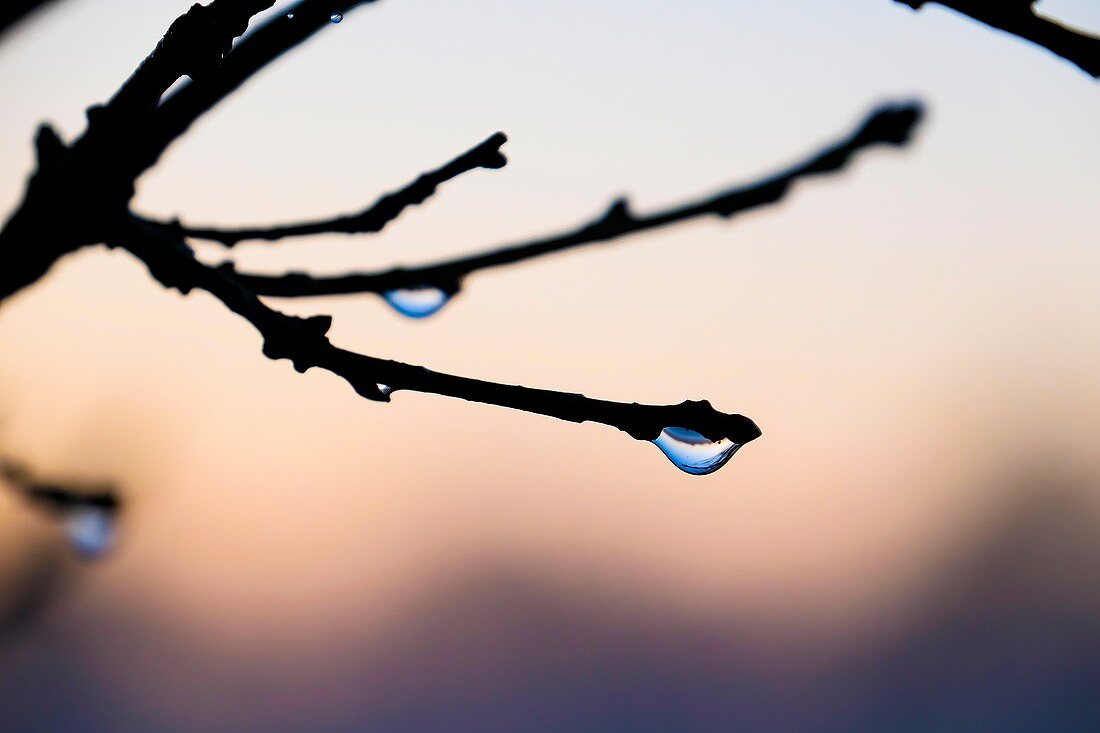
<box><xmin>115</xmin><ymin>216</ymin><xmax>760</xmax><ymax>445</ymax></box>
<box><xmin>0</xmin><ymin>0</ymin><xmax>62</xmax><ymax>39</ymax></box>
<box><xmin>124</xmin><ymin>0</ymin><xmax>379</xmax><ymax>178</ymax></box>
<box><xmin>895</xmin><ymin>0</ymin><xmax>1099</xmax><ymax>77</ymax></box>
<box><xmin>230</xmin><ymin>101</ymin><xmax>924</xmax><ymax>299</ymax></box>
<box><xmin>0</xmin><ymin>0</ymin><xmax>275</xmax><ymax>303</ymax></box>
<box><xmin>1</xmin><ymin>0</ymin><xmax>761</xmax><ymax>459</ymax></box>
<box><xmin>1</xmin><ymin>460</ymin><xmax>119</xmax><ymax>515</ymax></box>
<box><xmin>142</xmin><ymin>132</ymin><xmax>508</xmax><ymax>246</ymax></box>
<box><xmin>31</xmin><ymin>1</ymin><xmax>994</xmax><ymax>476</ymax></box>
<box><xmin>2</xmin><ymin>459</ymin><xmax>121</xmax><ymax>559</ymax></box>
<box><xmin>89</xmin><ymin>0</ymin><xmax>276</xmax><ymax>135</ymax></box>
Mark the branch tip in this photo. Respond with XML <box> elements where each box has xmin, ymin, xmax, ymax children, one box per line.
<box><xmin>230</xmin><ymin>99</ymin><xmax>926</xmax><ymax>300</ymax></box>
<box><xmin>144</xmin><ymin>129</ymin><xmax>510</xmax><ymax>245</ymax></box>
<box><xmin>895</xmin><ymin>0</ymin><xmax>1100</xmax><ymax>78</ymax></box>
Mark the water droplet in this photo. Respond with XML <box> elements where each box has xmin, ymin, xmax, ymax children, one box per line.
<box><xmin>286</xmin><ymin>12</ymin><xmax>294</xmax><ymax>19</ymax></box>
<box><xmin>63</xmin><ymin>506</ymin><xmax>116</xmax><ymax>559</ymax></box>
<box><xmin>377</xmin><ymin>383</ymin><xmax>393</xmax><ymax>397</ymax></box>
<box><xmin>382</xmin><ymin>286</ymin><xmax>452</xmax><ymax>319</ymax></box>
<box><xmin>652</xmin><ymin>427</ymin><xmax>740</xmax><ymax>476</ymax></box>
<box><xmin>330</xmin><ymin>12</ymin><xmax>343</xmax><ymax>23</ymax></box>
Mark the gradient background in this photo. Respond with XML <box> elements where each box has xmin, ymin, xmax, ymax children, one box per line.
<box><xmin>1</xmin><ymin>1</ymin><xmax>1099</xmax><ymax>730</ymax></box>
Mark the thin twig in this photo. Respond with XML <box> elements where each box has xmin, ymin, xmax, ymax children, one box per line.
<box><xmin>117</xmin><ymin>216</ymin><xmax>762</xmax><ymax>445</ymax></box>
<box><xmin>229</xmin><ymin>101</ymin><xmax>924</xmax><ymax>299</ymax></box>
<box><xmin>18</xmin><ymin>0</ymin><xmax>990</xmax><ymax>468</ymax></box>
<box><xmin>0</xmin><ymin>0</ymin><xmax>63</xmax><ymax>39</ymax></box>
<box><xmin>1</xmin><ymin>460</ymin><xmax>119</xmax><ymax>513</ymax></box>
<box><xmin>895</xmin><ymin>0</ymin><xmax>1099</xmax><ymax>77</ymax></box>
<box><xmin>0</xmin><ymin>0</ymin><xmax>276</xmax><ymax>303</ymax></box>
<box><xmin>140</xmin><ymin>132</ymin><xmax>508</xmax><ymax>246</ymax></box>
<box><xmin>124</xmin><ymin>0</ymin><xmax>380</xmax><ymax>179</ymax></box>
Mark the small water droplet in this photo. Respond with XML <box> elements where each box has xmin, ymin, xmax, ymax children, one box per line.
<box><xmin>330</xmin><ymin>12</ymin><xmax>343</xmax><ymax>23</ymax></box>
<box><xmin>377</xmin><ymin>383</ymin><xmax>392</xmax><ymax>397</ymax></box>
<box><xmin>383</xmin><ymin>286</ymin><xmax>452</xmax><ymax>319</ymax></box>
<box><xmin>63</xmin><ymin>506</ymin><xmax>116</xmax><ymax>559</ymax></box>
<box><xmin>652</xmin><ymin>427</ymin><xmax>740</xmax><ymax>475</ymax></box>
<box><xmin>286</xmin><ymin>12</ymin><xmax>294</xmax><ymax>19</ymax></box>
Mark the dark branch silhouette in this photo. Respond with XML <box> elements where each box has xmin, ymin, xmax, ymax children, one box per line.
<box><xmin>141</xmin><ymin>132</ymin><xmax>508</xmax><ymax>246</ymax></box>
<box><xmin>0</xmin><ymin>0</ymin><xmax>62</xmax><ymax>38</ymax></box>
<box><xmin>1</xmin><ymin>459</ymin><xmax>121</xmax><ymax>560</ymax></box>
<box><xmin>225</xmin><ymin>102</ymin><xmax>923</xmax><ymax>299</ymax></box>
<box><xmin>124</xmin><ymin>0</ymin><xmax>380</xmax><ymax>179</ymax></box>
<box><xmin>895</xmin><ymin>0</ymin><xmax>1100</xmax><ymax>77</ymax></box>
<box><xmin>1</xmin><ymin>460</ymin><xmax>119</xmax><ymax>515</ymax></box>
<box><xmin>116</xmin><ymin>215</ymin><xmax>762</xmax><ymax>444</ymax></box>
<box><xmin>0</xmin><ymin>0</ymin><xmax>772</xmax><ymax>460</ymax></box>
<box><xmin>0</xmin><ymin>0</ymin><xmax>277</xmax><ymax>303</ymax></box>
<box><xmin>0</xmin><ymin>0</ymin><xmax>941</xmax><ymax>478</ymax></box>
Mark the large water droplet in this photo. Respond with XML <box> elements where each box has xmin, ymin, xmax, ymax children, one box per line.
<box><xmin>330</xmin><ymin>12</ymin><xmax>343</xmax><ymax>23</ymax></box>
<box><xmin>652</xmin><ymin>427</ymin><xmax>741</xmax><ymax>475</ymax></box>
<box><xmin>63</xmin><ymin>506</ymin><xmax>116</xmax><ymax>559</ymax></box>
<box><xmin>383</xmin><ymin>286</ymin><xmax>452</xmax><ymax>319</ymax></box>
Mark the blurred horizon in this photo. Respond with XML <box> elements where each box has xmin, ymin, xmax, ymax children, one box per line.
<box><xmin>2</xmin><ymin>0</ymin><xmax>1099</xmax><ymax>729</ymax></box>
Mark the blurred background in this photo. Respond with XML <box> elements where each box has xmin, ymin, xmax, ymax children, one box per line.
<box><xmin>1</xmin><ymin>0</ymin><xmax>1098</xmax><ymax>730</ymax></box>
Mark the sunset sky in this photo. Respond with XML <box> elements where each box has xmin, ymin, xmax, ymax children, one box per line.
<box><xmin>1</xmin><ymin>1</ymin><xmax>1099</xmax><ymax>729</ymax></box>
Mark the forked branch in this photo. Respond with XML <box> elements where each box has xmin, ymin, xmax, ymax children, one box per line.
<box><xmin>142</xmin><ymin>132</ymin><xmax>508</xmax><ymax>245</ymax></box>
<box><xmin>0</xmin><ymin>0</ymin><xmax>277</xmax><ymax>303</ymax></box>
<box><xmin>226</xmin><ymin>102</ymin><xmax>923</xmax><ymax>299</ymax></box>
<box><xmin>116</xmin><ymin>216</ymin><xmax>762</xmax><ymax>445</ymax></box>
<box><xmin>0</xmin><ymin>0</ymin><xmax>62</xmax><ymax>39</ymax></box>
<box><xmin>895</xmin><ymin>0</ymin><xmax>1099</xmax><ymax>77</ymax></box>
<box><xmin>1</xmin><ymin>461</ymin><xmax>118</xmax><ymax>515</ymax></box>
<box><xmin>124</xmin><ymin>1</ymin><xmax>381</xmax><ymax>179</ymax></box>
<box><xmin>1</xmin><ymin>459</ymin><xmax>121</xmax><ymax>557</ymax></box>
<box><xmin>1</xmin><ymin>0</ymin><xmax>942</xmax><ymax>477</ymax></box>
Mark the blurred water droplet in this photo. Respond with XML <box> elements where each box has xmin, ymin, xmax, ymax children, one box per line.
<box><xmin>286</xmin><ymin>12</ymin><xmax>294</xmax><ymax>19</ymax></box>
<box><xmin>330</xmin><ymin>12</ymin><xmax>343</xmax><ymax>23</ymax></box>
<box><xmin>377</xmin><ymin>383</ymin><xmax>393</xmax><ymax>397</ymax></box>
<box><xmin>63</xmin><ymin>506</ymin><xmax>116</xmax><ymax>559</ymax></box>
<box><xmin>653</xmin><ymin>427</ymin><xmax>740</xmax><ymax>475</ymax></box>
<box><xmin>383</xmin><ymin>286</ymin><xmax>452</xmax><ymax>319</ymax></box>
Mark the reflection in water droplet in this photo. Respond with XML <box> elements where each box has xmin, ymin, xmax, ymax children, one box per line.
<box><xmin>377</xmin><ymin>383</ymin><xmax>393</xmax><ymax>397</ymax></box>
<box><xmin>383</xmin><ymin>286</ymin><xmax>452</xmax><ymax>319</ymax></box>
<box><xmin>653</xmin><ymin>427</ymin><xmax>740</xmax><ymax>475</ymax></box>
<box><xmin>330</xmin><ymin>12</ymin><xmax>343</xmax><ymax>23</ymax></box>
<box><xmin>63</xmin><ymin>506</ymin><xmax>116</xmax><ymax>559</ymax></box>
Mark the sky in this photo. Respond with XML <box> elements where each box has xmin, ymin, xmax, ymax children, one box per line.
<box><xmin>1</xmin><ymin>1</ymin><xmax>1099</xmax><ymax>730</ymax></box>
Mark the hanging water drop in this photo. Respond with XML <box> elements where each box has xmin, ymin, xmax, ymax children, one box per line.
<box><xmin>330</xmin><ymin>12</ymin><xmax>343</xmax><ymax>23</ymax></box>
<box><xmin>383</xmin><ymin>286</ymin><xmax>452</xmax><ymax>319</ymax></box>
<box><xmin>377</xmin><ymin>383</ymin><xmax>393</xmax><ymax>397</ymax></box>
<box><xmin>63</xmin><ymin>505</ymin><xmax>117</xmax><ymax>559</ymax></box>
<box><xmin>652</xmin><ymin>427</ymin><xmax>741</xmax><ymax>475</ymax></box>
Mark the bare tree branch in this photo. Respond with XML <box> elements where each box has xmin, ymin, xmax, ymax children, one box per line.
<box><xmin>0</xmin><ymin>0</ymin><xmax>63</xmax><ymax>39</ymax></box>
<box><xmin>1</xmin><ymin>458</ymin><xmax>121</xmax><ymax>561</ymax></box>
<box><xmin>1</xmin><ymin>0</ymin><xmax>761</xmax><ymax>464</ymax></box>
<box><xmin>895</xmin><ymin>0</ymin><xmax>1100</xmax><ymax>77</ymax></box>
<box><xmin>0</xmin><ymin>0</ymin><xmax>276</xmax><ymax>303</ymax></box>
<box><xmin>116</xmin><ymin>216</ymin><xmax>762</xmax><ymax>446</ymax></box>
<box><xmin>229</xmin><ymin>101</ymin><xmax>924</xmax><ymax>299</ymax></box>
<box><xmin>124</xmin><ymin>0</ymin><xmax>380</xmax><ymax>179</ymax></box>
<box><xmin>140</xmin><ymin>132</ymin><xmax>509</xmax><ymax>246</ymax></box>
<box><xmin>1</xmin><ymin>460</ymin><xmax>119</xmax><ymax>514</ymax></box>
<box><xmin>9</xmin><ymin>0</ymin><xmax>978</xmax><ymax>477</ymax></box>
<box><xmin>83</xmin><ymin>0</ymin><xmax>277</xmax><ymax>142</ymax></box>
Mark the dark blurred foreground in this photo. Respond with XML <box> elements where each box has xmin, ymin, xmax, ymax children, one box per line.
<box><xmin>2</xmin><ymin>474</ymin><xmax>1098</xmax><ymax>732</ymax></box>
